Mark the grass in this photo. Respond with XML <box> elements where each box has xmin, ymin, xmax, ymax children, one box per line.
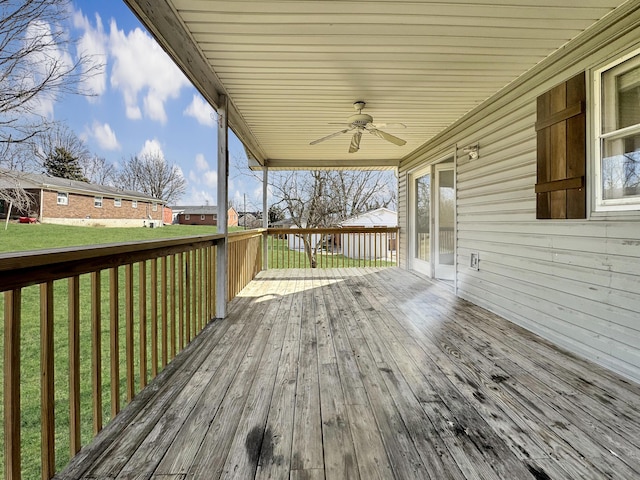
<box><xmin>0</xmin><ymin>223</ymin><xmax>224</xmax><ymax>253</ymax></box>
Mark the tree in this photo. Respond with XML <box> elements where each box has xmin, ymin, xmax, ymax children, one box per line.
<box><xmin>81</xmin><ymin>155</ymin><xmax>116</xmax><ymax>185</ymax></box>
<box><xmin>269</xmin><ymin>170</ymin><xmax>396</xmax><ymax>266</ymax></box>
<box><xmin>43</xmin><ymin>146</ymin><xmax>88</xmax><ymax>181</ymax></box>
<box><xmin>268</xmin><ymin>205</ymin><xmax>285</xmax><ymax>225</ymax></box>
<box><xmin>117</xmin><ymin>152</ymin><xmax>186</xmax><ymax>204</ymax></box>
<box><xmin>0</xmin><ymin>0</ymin><xmax>100</xmax><ymax>145</ymax></box>
<box><xmin>0</xmin><ymin>148</ymin><xmax>36</xmax><ymax>218</ymax></box>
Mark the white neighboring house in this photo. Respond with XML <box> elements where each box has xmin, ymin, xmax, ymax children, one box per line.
<box><xmin>340</xmin><ymin>207</ymin><xmax>397</xmax><ymax>260</ymax></box>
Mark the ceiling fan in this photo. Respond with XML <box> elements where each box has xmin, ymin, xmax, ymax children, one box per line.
<box><xmin>310</xmin><ymin>101</ymin><xmax>406</xmax><ymax>153</ymax></box>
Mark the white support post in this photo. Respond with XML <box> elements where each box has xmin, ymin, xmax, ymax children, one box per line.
<box><xmin>216</xmin><ymin>95</ymin><xmax>229</xmax><ymax>318</ymax></box>
<box><xmin>262</xmin><ymin>166</ymin><xmax>269</xmax><ymax>270</ymax></box>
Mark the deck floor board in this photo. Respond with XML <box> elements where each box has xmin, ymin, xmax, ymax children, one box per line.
<box><xmin>56</xmin><ymin>268</ymin><xmax>640</xmax><ymax>480</ymax></box>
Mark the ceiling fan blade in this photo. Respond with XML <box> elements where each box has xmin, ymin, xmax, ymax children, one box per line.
<box><xmin>349</xmin><ymin>130</ymin><xmax>362</xmax><ymax>153</ymax></box>
<box><xmin>371</xmin><ymin>123</ymin><xmax>406</xmax><ymax>129</ymax></box>
<box><xmin>310</xmin><ymin>128</ymin><xmax>351</xmax><ymax>145</ymax></box>
<box><xmin>368</xmin><ymin>128</ymin><xmax>406</xmax><ymax>146</ymax></box>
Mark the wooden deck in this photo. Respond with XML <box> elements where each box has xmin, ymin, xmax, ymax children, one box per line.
<box><xmin>56</xmin><ymin>268</ymin><xmax>640</xmax><ymax>480</ymax></box>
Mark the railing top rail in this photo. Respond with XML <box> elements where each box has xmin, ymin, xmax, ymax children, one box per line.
<box><xmin>268</xmin><ymin>226</ymin><xmax>398</xmax><ymax>235</ymax></box>
<box><xmin>0</xmin><ymin>234</ymin><xmax>225</xmax><ymax>292</ymax></box>
<box><xmin>228</xmin><ymin>228</ymin><xmax>266</xmax><ymax>242</ymax></box>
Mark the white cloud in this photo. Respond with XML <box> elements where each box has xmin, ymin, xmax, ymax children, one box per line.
<box><xmin>202</xmin><ymin>170</ymin><xmax>218</xmax><ymax>188</ymax></box>
<box><xmin>184</xmin><ymin>94</ymin><xmax>216</xmax><ymax>127</ymax></box>
<box><xmin>23</xmin><ymin>20</ymin><xmax>74</xmax><ymax>118</ymax></box>
<box><xmin>184</xmin><ymin>187</ymin><xmax>216</xmax><ymax>206</ymax></box>
<box><xmin>109</xmin><ymin>20</ymin><xmax>190</xmax><ymax>123</ymax></box>
<box><xmin>139</xmin><ymin>138</ymin><xmax>164</xmax><ymax>159</ymax></box>
<box><xmin>195</xmin><ymin>153</ymin><xmax>209</xmax><ymax>171</ymax></box>
<box><xmin>73</xmin><ymin>10</ymin><xmax>108</xmax><ymax>99</ymax></box>
<box><xmin>89</xmin><ymin>121</ymin><xmax>120</xmax><ymax>150</ymax></box>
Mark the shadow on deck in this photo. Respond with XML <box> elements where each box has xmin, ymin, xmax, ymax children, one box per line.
<box><xmin>56</xmin><ymin>268</ymin><xmax>640</xmax><ymax>479</ymax></box>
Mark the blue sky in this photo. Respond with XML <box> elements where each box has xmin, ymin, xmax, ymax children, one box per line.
<box><xmin>51</xmin><ymin>1</ymin><xmax>262</xmax><ymax>209</ymax></box>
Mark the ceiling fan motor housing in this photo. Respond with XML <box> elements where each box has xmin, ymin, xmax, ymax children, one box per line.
<box><xmin>348</xmin><ymin>113</ymin><xmax>373</xmax><ymax>126</ymax></box>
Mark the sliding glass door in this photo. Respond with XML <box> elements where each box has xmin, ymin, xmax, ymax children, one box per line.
<box><xmin>410</xmin><ymin>158</ymin><xmax>455</xmax><ymax>281</ymax></box>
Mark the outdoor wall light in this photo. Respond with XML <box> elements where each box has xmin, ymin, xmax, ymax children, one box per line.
<box><xmin>463</xmin><ymin>144</ymin><xmax>479</xmax><ymax>160</ymax></box>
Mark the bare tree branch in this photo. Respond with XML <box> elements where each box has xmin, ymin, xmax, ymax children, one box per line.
<box><xmin>0</xmin><ymin>0</ymin><xmax>103</xmax><ymax>144</ymax></box>
<box><xmin>117</xmin><ymin>152</ymin><xmax>186</xmax><ymax>204</ymax></box>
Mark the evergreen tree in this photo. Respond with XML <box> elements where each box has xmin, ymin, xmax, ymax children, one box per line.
<box><xmin>44</xmin><ymin>146</ymin><xmax>88</xmax><ymax>182</ymax></box>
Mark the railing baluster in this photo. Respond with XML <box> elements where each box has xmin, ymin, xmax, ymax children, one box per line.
<box><xmin>69</xmin><ymin>276</ymin><xmax>81</xmax><ymax>456</ymax></box>
<box><xmin>178</xmin><ymin>252</ymin><xmax>184</xmax><ymax>349</ymax></box>
<box><xmin>139</xmin><ymin>262</ymin><xmax>147</xmax><ymax>390</ymax></box>
<box><xmin>170</xmin><ymin>254</ymin><xmax>176</xmax><ymax>359</ymax></box>
<box><xmin>4</xmin><ymin>289</ymin><xmax>21</xmax><ymax>480</ymax></box>
<box><xmin>125</xmin><ymin>265</ymin><xmax>134</xmax><ymax>403</ymax></box>
<box><xmin>185</xmin><ymin>252</ymin><xmax>191</xmax><ymax>343</ymax></box>
<box><xmin>199</xmin><ymin>247</ymin><xmax>204</xmax><ymax>331</ymax></box>
<box><xmin>150</xmin><ymin>259</ymin><xmax>158</xmax><ymax>378</ymax></box>
<box><xmin>40</xmin><ymin>282</ymin><xmax>55</xmax><ymax>479</ymax></box>
<box><xmin>161</xmin><ymin>257</ymin><xmax>168</xmax><ymax>367</ymax></box>
<box><xmin>109</xmin><ymin>268</ymin><xmax>120</xmax><ymax>417</ymax></box>
<box><xmin>91</xmin><ymin>272</ymin><xmax>102</xmax><ymax>435</ymax></box>
<box><xmin>191</xmin><ymin>249</ymin><xmax>197</xmax><ymax>337</ymax></box>
<box><xmin>211</xmin><ymin>247</ymin><xmax>217</xmax><ymax>319</ymax></box>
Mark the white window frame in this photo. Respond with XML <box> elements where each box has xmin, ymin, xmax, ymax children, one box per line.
<box><xmin>132</xmin><ymin>200</ymin><xmax>138</xmax><ymax>209</ymax></box>
<box><xmin>185</xmin><ymin>214</ymin><xmax>190</xmax><ymax>220</ymax></box>
<box><xmin>152</xmin><ymin>202</ymin><xmax>158</xmax><ymax>211</ymax></box>
<box><xmin>594</xmin><ymin>47</ymin><xmax>640</xmax><ymax>212</ymax></box>
<box><xmin>200</xmin><ymin>214</ymin><xmax>205</xmax><ymax>220</ymax></box>
<box><xmin>94</xmin><ymin>196</ymin><xmax>103</xmax><ymax>208</ymax></box>
<box><xmin>114</xmin><ymin>198</ymin><xmax>122</xmax><ymax>207</ymax></box>
<box><xmin>57</xmin><ymin>192</ymin><xmax>68</xmax><ymax>205</ymax></box>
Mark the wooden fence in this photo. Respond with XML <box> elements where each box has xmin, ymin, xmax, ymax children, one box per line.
<box><xmin>0</xmin><ymin>230</ymin><xmax>263</xmax><ymax>480</ymax></box>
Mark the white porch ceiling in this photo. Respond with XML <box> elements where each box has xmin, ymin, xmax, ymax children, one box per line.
<box><xmin>123</xmin><ymin>0</ymin><xmax>628</xmax><ymax>169</ymax></box>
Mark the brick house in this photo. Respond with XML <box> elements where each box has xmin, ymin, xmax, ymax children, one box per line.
<box><xmin>0</xmin><ymin>170</ymin><xmax>165</xmax><ymax>227</ymax></box>
<box><xmin>171</xmin><ymin>205</ymin><xmax>238</xmax><ymax>227</ymax></box>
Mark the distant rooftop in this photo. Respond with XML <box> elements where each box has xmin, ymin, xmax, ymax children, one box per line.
<box><xmin>0</xmin><ymin>169</ymin><xmax>164</xmax><ymax>203</ymax></box>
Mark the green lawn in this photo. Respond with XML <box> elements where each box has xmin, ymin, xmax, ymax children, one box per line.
<box><xmin>0</xmin><ymin>223</ymin><xmax>224</xmax><ymax>253</ymax></box>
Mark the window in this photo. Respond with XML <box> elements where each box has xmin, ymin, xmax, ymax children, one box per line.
<box><xmin>200</xmin><ymin>214</ymin><xmax>205</xmax><ymax>220</ymax></box>
<box><xmin>132</xmin><ymin>200</ymin><xmax>138</xmax><ymax>209</ymax></box>
<box><xmin>94</xmin><ymin>196</ymin><xmax>103</xmax><ymax>208</ymax></box>
<box><xmin>595</xmin><ymin>49</ymin><xmax>640</xmax><ymax>211</ymax></box>
<box><xmin>114</xmin><ymin>198</ymin><xmax>122</xmax><ymax>207</ymax></box>
<box><xmin>185</xmin><ymin>214</ymin><xmax>190</xmax><ymax>220</ymax></box>
<box><xmin>152</xmin><ymin>203</ymin><xmax>158</xmax><ymax>211</ymax></box>
<box><xmin>57</xmin><ymin>192</ymin><xmax>68</xmax><ymax>205</ymax></box>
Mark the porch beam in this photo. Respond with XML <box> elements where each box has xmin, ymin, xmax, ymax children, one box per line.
<box><xmin>216</xmin><ymin>95</ymin><xmax>229</xmax><ymax>319</ymax></box>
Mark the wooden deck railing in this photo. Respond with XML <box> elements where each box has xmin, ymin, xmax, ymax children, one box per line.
<box><xmin>0</xmin><ymin>230</ymin><xmax>263</xmax><ymax>480</ymax></box>
<box><xmin>266</xmin><ymin>226</ymin><xmax>399</xmax><ymax>268</ymax></box>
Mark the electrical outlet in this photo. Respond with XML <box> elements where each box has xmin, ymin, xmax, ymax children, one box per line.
<box><xmin>470</xmin><ymin>252</ymin><xmax>479</xmax><ymax>271</ymax></box>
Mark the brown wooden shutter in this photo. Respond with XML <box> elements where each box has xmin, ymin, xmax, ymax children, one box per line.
<box><xmin>535</xmin><ymin>72</ymin><xmax>586</xmax><ymax>219</ymax></box>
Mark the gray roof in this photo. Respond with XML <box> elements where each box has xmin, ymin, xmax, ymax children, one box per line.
<box><xmin>0</xmin><ymin>170</ymin><xmax>164</xmax><ymax>203</ymax></box>
<box><xmin>172</xmin><ymin>205</ymin><xmax>218</xmax><ymax>215</ymax></box>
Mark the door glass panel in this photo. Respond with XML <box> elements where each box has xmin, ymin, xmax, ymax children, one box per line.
<box><xmin>438</xmin><ymin>169</ymin><xmax>455</xmax><ymax>266</ymax></box>
<box><xmin>415</xmin><ymin>173</ymin><xmax>430</xmax><ymax>262</ymax></box>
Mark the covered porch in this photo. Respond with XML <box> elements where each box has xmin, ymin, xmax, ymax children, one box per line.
<box><xmin>56</xmin><ymin>267</ymin><xmax>640</xmax><ymax>480</ymax></box>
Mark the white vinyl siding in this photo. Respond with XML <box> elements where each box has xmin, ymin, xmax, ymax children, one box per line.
<box><xmin>399</xmin><ymin>11</ymin><xmax>640</xmax><ymax>382</ymax></box>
